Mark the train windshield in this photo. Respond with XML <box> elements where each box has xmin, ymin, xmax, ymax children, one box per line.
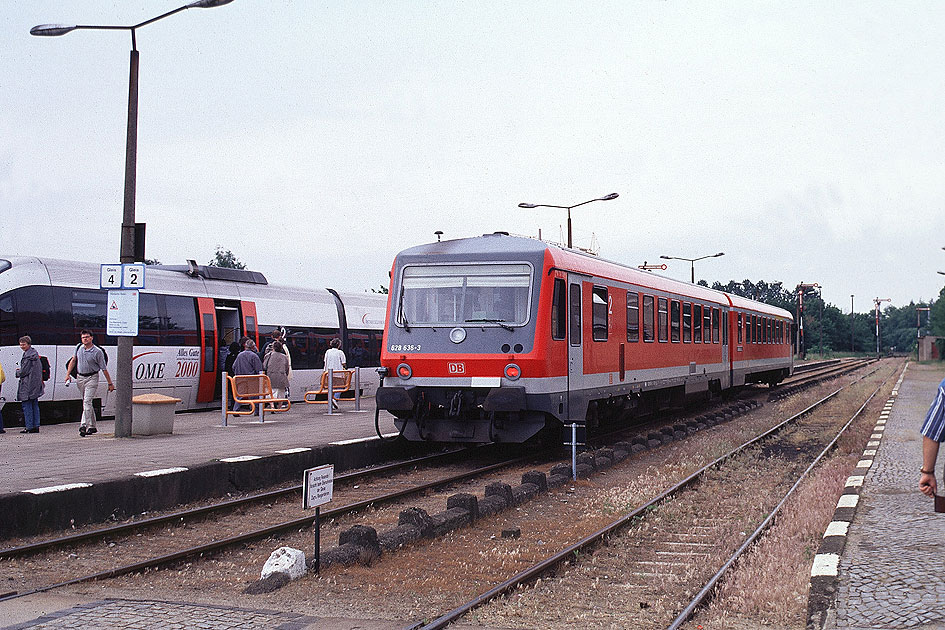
<box><xmin>399</xmin><ymin>263</ymin><xmax>532</xmax><ymax>327</ymax></box>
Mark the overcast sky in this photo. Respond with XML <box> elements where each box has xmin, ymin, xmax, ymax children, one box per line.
<box><xmin>2</xmin><ymin>1</ymin><xmax>944</xmax><ymax>312</ymax></box>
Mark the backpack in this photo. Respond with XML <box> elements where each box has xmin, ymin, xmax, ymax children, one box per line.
<box><xmin>66</xmin><ymin>343</ymin><xmax>108</xmax><ymax>377</ymax></box>
<box><xmin>39</xmin><ymin>356</ymin><xmax>51</xmax><ymax>382</ymax></box>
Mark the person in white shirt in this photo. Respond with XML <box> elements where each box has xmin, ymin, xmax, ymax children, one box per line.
<box><xmin>323</xmin><ymin>338</ymin><xmax>346</xmax><ymax>410</ymax></box>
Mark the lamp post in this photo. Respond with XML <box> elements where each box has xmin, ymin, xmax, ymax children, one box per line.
<box><xmin>32</xmin><ymin>0</ymin><xmax>234</xmax><ymax>437</ymax></box>
<box><xmin>873</xmin><ymin>297</ymin><xmax>891</xmax><ymax>359</ymax></box>
<box><xmin>850</xmin><ymin>295</ymin><xmax>855</xmax><ymax>354</ymax></box>
<box><xmin>659</xmin><ymin>252</ymin><xmax>725</xmax><ymax>284</ymax></box>
<box><xmin>518</xmin><ymin>193</ymin><xmax>619</xmax><ymax>249</ymax></box>
<box><xmin>795</xmin><ymin>283</ymin><xmax>820</xmax><ymax>360</ymax></box>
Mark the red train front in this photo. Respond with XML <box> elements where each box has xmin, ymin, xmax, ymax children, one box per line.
<box><xmin>377</xmin><ymin>233</ymin><xmax>793</xmax><ymax>443</ymax></box>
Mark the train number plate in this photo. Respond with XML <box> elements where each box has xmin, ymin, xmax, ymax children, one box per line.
<box><xmin>447</xmin><ymin>362</ymin><xmax>466</xmax><ymax>374</ymax></box>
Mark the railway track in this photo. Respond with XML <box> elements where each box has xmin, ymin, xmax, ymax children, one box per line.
<box><xmin>403</xmin><ymin>360</ymin><xmax>897</xmax><ymax>629</ymax></box>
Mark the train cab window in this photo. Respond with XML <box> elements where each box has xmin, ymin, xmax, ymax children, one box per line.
<box><xmin>626</xmin><ymin>292</ymin><xmax>639</xmax><ymax>342</ymax></box>
<box><xmin>592</xmin><ymin>286</ymin><xmax>608</xmax><ymax>341</ymax></box>
<box><xmin>670</xmin><ymin>300</ymin><xmax>680</xmax><ymax>342</ymax></box>
<box><xmin>569</xmin><ymin>283</ymin><xmax>582</xmax><ymax>346</ymax></box>
<box><xmin>683</xmin><ymin>303</ymin><xmax>692</xmax><ymax>342</ymax></box>
<box><xmin>693</xmin><ymin>304</ymin><xmax>702</xmax><ymax>343</ymax></box>
<box><xmin>552</xmin><ymin>278</ymin><xmax>566</xmax><ymax>340</ymax></box>
<box><xmin>703</xmin><ymin>307</ymin><xmax>712</xmax><ymax>344</ymax></box>
<box><xmin>0</xmin><ymin>293</ymin><xmax>13</xmax><ymax>346</ymax></box>
<box><xmin>642</xmin><ymin>295</ymin><xmax>655</xmax><ymax>342</ymax></box>
<box><xmin>712</xmin><ymin>308</ymin><xmax>720</xmax><ymax>343</ymax></box>
<box><xmin>737</xmin><ymin>313</ymin><xmax>743</xmax><ymax>344</ymax></box>
<box><xmin>657</xmin><ymin>298</ymin><xmax>668</xmax><ymax>342</ymax></box>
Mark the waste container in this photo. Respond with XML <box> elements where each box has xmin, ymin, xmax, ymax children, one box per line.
<box><xmin>131</xmin><ymin>393</ymin><xmax>181</xmax><ymax>436</ymax></box>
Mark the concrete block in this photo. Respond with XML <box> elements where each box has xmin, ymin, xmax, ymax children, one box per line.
<box><xmin>131</xmin><ymin>393</ymin><xmax>180</xmax><ymax>436</ymax></box>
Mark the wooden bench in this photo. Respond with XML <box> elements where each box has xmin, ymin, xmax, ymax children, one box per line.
<box><xmin>304</xmin><ymin>370</ymin><xmax>353</xmax><ymax>405</ymax></box>
<box><xmin>226</xmin><ymin>374</ymin><xmax>291</xmax><ymax>421</ymax></box>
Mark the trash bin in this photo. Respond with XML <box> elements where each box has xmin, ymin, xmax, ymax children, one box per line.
<box><xmin>132</xmin><ymin>393</ymin><xmax>181</xmax><ymax>436</ymax></box>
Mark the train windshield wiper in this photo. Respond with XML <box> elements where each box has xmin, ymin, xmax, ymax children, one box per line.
<box><xmin>465</xmin><ymin>318</ymin><xmax>514</xmax><ymax>332</ymax></box>
<box><xmin>398</xmin><ymin>286</ymin><xmax>410</xmax><ymax>332</ymax></box>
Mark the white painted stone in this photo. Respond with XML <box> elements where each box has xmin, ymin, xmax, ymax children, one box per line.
<box><xmin>845</xmin><ymin>476</ymin><xmax>864</xmax><ymax>487</ymax></box>
<box><xmin>824</xmin><ymin>521</ymin><xmax>849</xmax><ymax>537</ymax></box>
<box><xmin>870</xmin><ymin>434</ymin><xmax>883</xmax><ymax>439</ymax></box>
<box><xmin>811</xmin><ymin>553</ymin><xmax>839</xmax><ymax>576</ymax></box>
<box><xmin>837</xmin><ymin>494</ymin><xmax>859</xmax><ymax>508</ymax></box>
<box><xmin>23</xmin><ymin>483</ymin><xmax>92</xmax><ymax>495</ymax></box>
<box><xmin>856</xmin><ymin>459</ymin><xmax>873</xmax><ymax>468</ymax></box>
<box><xmin>867</xmin><ymin>441</ymin><xmax>880</xmax><ymax>447</ymax></box>
<box><xmin>220</xmin><ymin>455</ymin><xmax>261</xmax><ymax>463</ymax></box>
<box><xmin>863</xmin><ymin>449</ymin><xmax>877</xmax><ymax>456</ymax></box>
<box><xmin>261</xmin><ymin>546</ymin><xmax>306</xmax><ymax>580</ymax></box>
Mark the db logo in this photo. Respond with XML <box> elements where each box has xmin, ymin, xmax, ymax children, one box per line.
<box><xmin>447</xmin><ymin>362</ymin><xmax>466</xmax><ymax>374</ymax></box>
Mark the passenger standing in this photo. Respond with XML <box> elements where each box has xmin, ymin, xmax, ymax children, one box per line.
<box><xmin>919</xmin><ymin>373</ymin><xmax>945</xmax><ymax>498</ymax></box>
<box><xmin>231</xmin><ymin>339</ymin><xmax>264</xmax><ymax>411</ymax></box>
<box><xmin>65</xmin><ymin>330</ymin><xmax>114</xmax><ymax>437</ymax></box>
<box><xmin>263</xmin><ymin>329</ymin><xmax>292</xmax><ymax>395</ymax></box>
<box><xmin>323</xmin><ymin>337</ymin><xmax>346</xmax><ymax>410</ymax></box>
<box><xmin>263</xmin><ymin>341</ymin><xmax>290</xmax><ymax>406</ymax></box>
<box><xmin>223</xmin><ymin>341</ymin><xmax>241</xmax><ymax>375</ymax></box>
<box><xmin>15</xmin><ymin>335</ymin><xmax>43</xmax><ymax>433</ymax></box>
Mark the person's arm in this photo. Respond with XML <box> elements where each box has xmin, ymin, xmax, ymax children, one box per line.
<box><xmin>101</xmin><ymin>367</ymin><xmax>115</xmax><ymax>392</ymax></box>
<box><xmin>920</xmin><ymin>436</ymin><xmax>940</xmax><ymax>497</ymax></box>
<box><xmin>65</xmin><ymin>356</ymin><xmax>75</xmax><ymax>383</ymax></box>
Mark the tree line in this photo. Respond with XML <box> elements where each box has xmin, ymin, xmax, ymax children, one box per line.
<box><xmin>699</xmin><ymin>279</ymin><xmax>945</xmax><ymax>358</ymax></box>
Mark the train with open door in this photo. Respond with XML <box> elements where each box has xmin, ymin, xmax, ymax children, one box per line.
<box><xmin>376</xmin><ymin>233</ymin><xmax>794</xmax><ymax>442</ymax></box>
<box><xmin>0</xmin><ymin>256</ymin><xmax>386</xmax><ymax>424</ymax></box>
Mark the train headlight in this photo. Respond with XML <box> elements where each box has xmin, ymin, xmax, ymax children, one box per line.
<box><xmin>397</xmin><ymin>363</ymin><xmax>412</xmax><ymax>379</ymax></box>
<box><xmin>504</xmin><ymin>363</ymin><xmax>521</xmax><ymax>380</ymax></box>
<box><xmin>449</xmin><ymin>327</ymin><xmax>467</xmax><ymax>344</ymax></box>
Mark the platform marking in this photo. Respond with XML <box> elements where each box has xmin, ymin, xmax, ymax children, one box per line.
<box><xmin>856</xmin><ymin>459</ymin><xmax>874</xmax><ymax>468</ymax></box>
<box><xmin>811</xmin><ymin>553</ymin><xmax>840</xmax><ymax>577</ymax></box>
<box><xmin>331</xmin><ymin>433</ymin><xmax>399</xmax><ymax>445</ymax></box>
<box><xmin>276</xmin><ymin>448</ymin><xmax>311</xmax><ymax>454</ymax></box>
<box><xmin>867</xmin><ymin>441</ymin><xmax>880</xmax><ymax>447</ymax></box>
<box><xmin>837</xmin><ymin>494</ymin><xmax>859</xmax><ymax>508</ymax></box>
<box><xmin>870</xmin><ymin>433</ymin><xmax>883</xmax><ymax>439</ymax></box>
<box><xmin>824</xmin><ymin>521</ymin><xmax>849</xmax><ymax>537</ymax></box>
<box><xmin>24</xmin><ymin>483</ymin><xmax>92</xmax><ymax>494</ymax></box>
<box><xmin>220</xmin><ymin>455</ymin><xmax>262</xmax><ymax>463</ymax></box>
<box><xmin>845</xmin><ymin>476</ymin><xmax>864</xmax><ymax>487</ymax></box>
<box><xmin>135</xmin><ymin>467</ymin><xmax>188</xmax><ymax>477</ymax></box>
<box><xmin>863</xmin><ymin>449</ymin><xmax>877</xmax><ymax>456</ymax></box>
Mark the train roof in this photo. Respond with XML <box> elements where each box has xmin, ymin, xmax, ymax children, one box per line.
<box><xmin>395</xmin><ymin>234</ymin><xmax>794</xmax><ymax>321</ymax></box>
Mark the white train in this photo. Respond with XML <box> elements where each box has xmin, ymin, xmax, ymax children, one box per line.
<box><xmin>0</xmin><ymin>256</ymin><xmax>387</xmax><ymax>424</ymax></box>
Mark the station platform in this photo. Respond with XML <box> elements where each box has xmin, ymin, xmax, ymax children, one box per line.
<box><xmin>812</xmin><ymin>362</ymin><xmax>945</xmax><ymax>630</ymax></box>
<box><xmin>0</xmin><ymin>397</ymin><xmax>417</xmax><ymax>539</ymax></box>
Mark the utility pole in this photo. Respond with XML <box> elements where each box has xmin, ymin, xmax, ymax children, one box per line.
<box><xmin>850</xmin><ymin>295</ymin><xmax>855</xmax><ymax>354</ymax></box>
<box><xmin>873</xmin><ymin>297</ymin><xmax>891</xmax><ymax>359</ymax></box>
<box><xmin>795</xmin><ymin>282</ymin><xmax>820</xmax><ymax>360</ymax></box>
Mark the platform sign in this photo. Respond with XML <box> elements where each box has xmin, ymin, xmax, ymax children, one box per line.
<box><xmin>123</xmin><ymin>264</ymin><xmax>145</xmax><ymax>289</ymax></box>
<box><xmin>106</xmin><ymin>290</ymin><xmax>139</xmax><ymax>337</ymax></box>
<box><xmin>303</xmin><ymin>464</ymin><xmax>334</xmax><ymax>510</ymax></box>
<box><xmin>101</xmin><ymin>265</ymin><xmax>122</xmax><ymax>289</ymax></box>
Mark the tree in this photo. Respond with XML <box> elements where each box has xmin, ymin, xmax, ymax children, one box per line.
<box><xmin>370</xmin><ymin>285</ymin><xmax>389</xmax><ymax>294</ymax></box>
<box><xmin>143</xmin><ymin>258</ymin><xmax>161</xmax><ymax>265</ymax></box>
<box><xmin>210</xmin><ymin>247</ymin><xmax>246</xmax><ymax>269</ymax></box>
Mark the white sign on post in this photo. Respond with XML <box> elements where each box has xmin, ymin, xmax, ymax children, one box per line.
<box><xmin>303</xmin><ymin>464</ymin><xmax>334</xmax><ymax>509</ymax></box>
<box><xmin>106</xmin><ymin>290</ymin><xmax>140</xmax><ymax>337</ymax></box>
<box><xmin>123</xmin><ymin>264</ymin><xmax>145</xmax><ymax>289</ymax></box>
<box><xmin>101</xmin><ymin>265</ymin><xmax>122</xmax><ymax>289</ymax></box>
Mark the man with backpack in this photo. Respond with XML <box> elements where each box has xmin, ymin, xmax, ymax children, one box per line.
<box><xmin>15</xmin><ymin>335</ymin><xmax>43</xmax><ymax>433</ymax></box>
<box><xmin>65</xmin><ymin>329</ymin><xmax>114</xmax><ymax>437</ymax></box>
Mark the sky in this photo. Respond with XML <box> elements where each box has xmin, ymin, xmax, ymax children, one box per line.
<box><xmin>2</xmin><ymin>1</ymin><xmax>944</xmax><ymax>313</ymax></box>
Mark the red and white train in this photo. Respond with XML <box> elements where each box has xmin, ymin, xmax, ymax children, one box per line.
<box><xmin>377</xmin><ymin>233</ymin><xmax>794</xmax><ymax>442</ymax></box>
<box><xmin>0</xmin><ymin>256</ymin><xmax>386</xmax><ymax>425</ymax></box>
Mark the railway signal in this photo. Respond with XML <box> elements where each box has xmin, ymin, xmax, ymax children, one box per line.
<box><xmin>873</xmin><ymin>297</ymin><xmax>891</xmax><ymax>358</ymax></box>
<box><xmin>795</xmin><ymin>283</ymin><xmax>820</xmax><ymax>360</ymax></box>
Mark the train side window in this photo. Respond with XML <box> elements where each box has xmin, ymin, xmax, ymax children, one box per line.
<box><xmin>137</xmin><ymin>292</ymin><xmax>161</xmax><ymax>346</ymax></box>
<box><xmin>0</xmin><ymin>293</ymin><xmax>14</xmax><ymax>346</ymax></box>
<box><xmin>670</xmin><ymin>300</ymin><xmax>680</xmax><ymax>342</ymax></box>
<box><xmin>164</xmin><ymin>295</ymin><xmax>200</xmax><ymax>346</ymax></box>
<box><xmin>551</xmin><ymin>278</ymin><xmax>566</xmax><ymax>340</ymax></box>
<box><xmin>712</xmin><ymin>308</ymin><xmax>720</xmax><ymax>343</ymax></box>
<box><xmin>693</xmin><ymin>304</ymin><xmax>702</xmax><ymax>343</ymax></box>
<box><xmin>756</xmin><ymin>316</ymin><xmax>762</xmax><ymax>344</ymax></box>
<box><xmin>626</xmin><ymin>291</ymin><xmax>639</xmax><ymax>342</ymax></box>
<box><xmin>683</xmin><ymin>302</ymin><xmax>692</xmax><ymax>342</ymax></box>
<box><xmin>642</xmin><ymin>295</ymin><xmax>655</xmax><ymax>342</ymax></box>
<box><xmin>569</xmin><ymin>283</ymin><xmax>582</xmax><ymax>346</ymax></box>
<box><xmin>722</xmin><ymin>311</ymin><xmax>728</xmax><ymax>345</ymax></box>
<box><xmin>201</xmin><ymin>313</ymin><xmax>216</xmax><ymax>372</ymax></box>
<box><xmin>657</xmin><ymin>298</ymin><xmax>668</xmax><ymax>342</ymax></box>
<box><xmin>704</xmin><ymin>306</ymin><xmax>712</xmax><ymax>344</ymax></box>
<box><xmin>592</xmin><ymin>286</ymin><xmax>608</xmax><ymax>342</ymax></box>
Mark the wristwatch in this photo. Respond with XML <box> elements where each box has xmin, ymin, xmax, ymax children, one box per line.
<box><xmin>921</xmin><ymin>468</ymin><xmax>934</xmax><ymax>474</ymax></box>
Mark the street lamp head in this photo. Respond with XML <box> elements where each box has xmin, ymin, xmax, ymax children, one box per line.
<box><xmin>599</xmin><ymin>193</ymin><xmax>619</xmax><ymax>201</ymax></box>
<box><xmin>714</xmin><ymin>252</ymin><xmax>724</xmax><ymax>257</ymax></box>
<box><xmin>659</xmin><ymin>255</ymin><xmax>672</xmax><ymax>260</ymax></box>
<box><xmin>187</xmin><ymin>0</ymin><xmax>235</xmax><ymax>7</ymax></box>
<box><xmin>30</xmin><ymin>24</ymin><xmax>77</xmax><ymax>36</ymax></box>
<box><xmin>518</xmin><ymin>203</ymin><xmax>538</xmax><ymax>208</ymax></box>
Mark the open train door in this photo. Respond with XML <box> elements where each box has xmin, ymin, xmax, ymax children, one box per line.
<box><xmin>240</xmin><ymin>301</ymin><xmax>259</xmax><ymax>348</ymax></box>
<box><xmin>196</xmin><ymin>297</ymin><xmax>217</xmax><ymax>403</ymax></box>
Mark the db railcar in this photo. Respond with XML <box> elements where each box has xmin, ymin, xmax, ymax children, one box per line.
<box><xmin>376</xmin><ymin>233</ymin><xmax>794</xmax><ymax>442</ymax></box>
<box><xmin>0</xmin><ymin>256</ymin><xmax>386</xmax><ymax>424</ymax></box>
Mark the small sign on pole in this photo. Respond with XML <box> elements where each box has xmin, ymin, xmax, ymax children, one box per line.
<box><xmin>106</xmin><ymin>290</ymin><xmax>140</xmax><ymax>337</ymax></box>
<box><xmin>303</xmin><ymin>464</ymin><xmax>334</xmax><ymax>574</ymax></box>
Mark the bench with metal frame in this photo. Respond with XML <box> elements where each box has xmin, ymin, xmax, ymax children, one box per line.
<box><xmin>226</xmin><ymin>374</ymin><xmax>291</xmax><ymax>421</ymax></box>
<box><xmin>304</xmin><ymin>369</ymin><xmax>353</xmax><ymax>405</ymax></box>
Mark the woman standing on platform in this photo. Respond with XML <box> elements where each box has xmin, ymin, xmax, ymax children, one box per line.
<box><xmin>263</xmin><ymin>341</ymin><xmax>290</xmax><ymax>406</ymax></box>
<box><xmin>15</xmin><ymin>335</ymin><xmax>43</xmax><ymax>433</ymax></box>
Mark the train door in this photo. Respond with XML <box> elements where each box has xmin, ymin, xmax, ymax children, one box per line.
<box><xmin>196</xmin><ymin>298</ymin><xmax>217</xmax><ymax>403</ymax></box>
<box><xmin>722</xmin><ymin>309</ymin><xmax>731</xmax><ymax>389</ymax></box>
<box><xmin>567</xmin><ymin>277</ymin><xmax>584</xmax><ymax>423</ymax></box>
<box><xmin>212</xmin><ymin>300</ymin><xmax>256</xmax><ymax>400</ymax></box>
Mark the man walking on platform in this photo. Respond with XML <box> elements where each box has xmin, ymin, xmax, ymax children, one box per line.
<box><xmin>919</xmin><ymin>372</ymin><xmax>945</xmax><ymax>498</ymax></box>
<box><xmin>65</xmin><ymin>330</ymin><xmax>114</xmax><ymax>437</ymax></box>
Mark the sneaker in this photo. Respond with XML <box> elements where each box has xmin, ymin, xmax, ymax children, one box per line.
<box><xmin>20</xmin><ymin>429</ymin><xmax>30</xmax><ymax>433</ymax></box>
<box><xmin>87</xmin><ymin>427</ymin><xmax>97</xmax><ymax>435</ymax></box>
<box><xmin>331</xmin><ymin>400</ymin><xmax>339</xmax><ymax>410</ymax></box>
<box><xmin>0</xmin><ymin>429</ymin><xmax>5</xmax><ymax>434</ymax></box>
<box><xmin>79</xmin><ymin>426</ymin><xmax>87</xmax><ymax>437</ymax></box>
<box><xmin>26</xmin><ymin>428</ymin><xmax>39</xmax><ymax>434</ymax></box>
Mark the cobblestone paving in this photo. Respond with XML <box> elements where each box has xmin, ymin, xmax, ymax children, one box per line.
<box><xmin>1</xmin><ymin>599</ymin><xmax>318</xmax><ymax>630</ymax></box>
<box><xmin>832</xmin><ymin>364</ymin><xmax>945</xmax><ymax>630</ymax></box>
